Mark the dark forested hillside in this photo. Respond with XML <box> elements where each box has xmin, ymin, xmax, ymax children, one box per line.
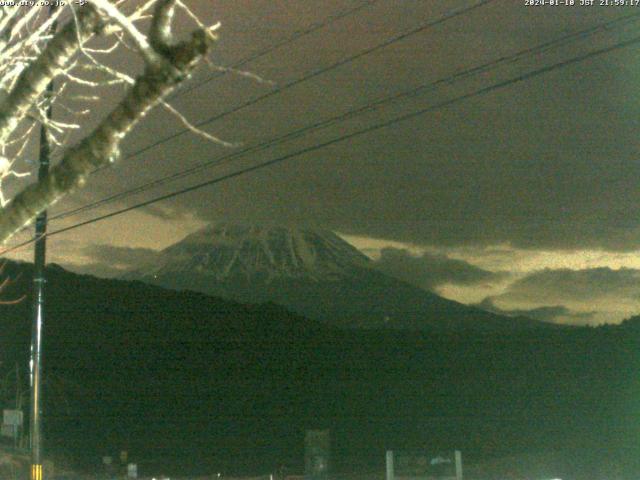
<box><xmin>0</xmin><ymin>261</ymin><xmax>637</xmax><ymax>478</ymax></box>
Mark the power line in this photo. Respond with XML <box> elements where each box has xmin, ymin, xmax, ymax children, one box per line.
<box><xmin>4</xmin><ymin>30</ymin><xmax>638</xmax><ymax>257</ymax></box>
<box><xmin>168</xmin><ymin>0</ymin><xmax>380</xmax><ymax>101</ymax></box>
<box><xmin>0</xmin><ymin>0</ymin><xmax>500</xmax><ymax>251</ymax></box>
<box><xmin>97</xmin><ymin>0</ymin><xmax>497</xmax><ymax>169</ymax></box>
<box><xmin>53</xmin><ymin>0</ymin><xmax>499</xmax><ymax>219</ymax></box>
<box><xmin>50</xmin><ymin>10</ymin><xmax>640</xmax><ymax>222</ymax></box>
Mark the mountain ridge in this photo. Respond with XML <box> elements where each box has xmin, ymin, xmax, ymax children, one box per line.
<box><xmin>125</xmin><ymin>223</ymin><xmax>561</xmax><ymax>332</ymax></box>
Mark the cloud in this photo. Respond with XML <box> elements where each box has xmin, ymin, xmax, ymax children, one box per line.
<box><xmin>63</xmin><ymin>262</ymin><xmax>126</xmax><ymax>279</ymax></box>
<box><xmin>142</xmin><ymin>204</ymin><xmax>190</xmax><ymax>221</ymax></box>
<box><xmin>148</xmin><ymin>39</ymin><xmax>640</xmax><ymax>253</ymax></box>
<box><xmin>372</xmin><ymin>247</ymin><xmax>505</xmax><ymax>291</ymax></box>
<box><xmin>477</xmin><ymin>297</ymin><xmax>596</xmax><ymax>325</ymax></box>
<box><xmin>494</xmin><ymin>267</ymin><xmax>640</xmax><ymax>304</ymax></box>
<box><xmin>484</xmin><ymin>267</ymin><xmax>640</xmax><ymax>324</ymax></box>
<box><xmin>47</xmin><ymin>4</ymin><xmax>640</xmax><ymax>253</ymax></box>
<box><xmin>81</xmin><ymin>244</ymin><xmax>161</xmax><ymax>271</ymax></box>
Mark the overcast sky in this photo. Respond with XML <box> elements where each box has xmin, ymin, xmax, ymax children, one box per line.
<box><xmin>6</xmin><ymin>0</ymin><xmax>640</xmax><ymax>325</ymax></box>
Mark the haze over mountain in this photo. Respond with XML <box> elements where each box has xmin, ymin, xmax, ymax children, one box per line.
<box><xmin>124</xmin><ymin>223</ymin><xmax>556</xmax><ymax>332</ymax></box>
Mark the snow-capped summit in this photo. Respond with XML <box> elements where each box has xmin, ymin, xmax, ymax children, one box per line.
<box><xmin>136</xmin><ymin>223</ymin><xmax>370</xmax><ymax>283</ymax></box>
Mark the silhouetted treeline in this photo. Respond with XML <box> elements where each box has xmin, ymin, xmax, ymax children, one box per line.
<box><xmin>0</xmin><ymin>261</ymin><xmax>637</xmax><ymax>478</ymax></box>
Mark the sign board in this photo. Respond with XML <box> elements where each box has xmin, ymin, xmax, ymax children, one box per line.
<box><xmin>305</xmin><ymin>430</ymin><xmax>330</xmax><ymax>480</ymax></box>
<box><xmin>127</xmin><ymin>463</ymin><xmax>137</xmax><ymax>478</ymax></box>
<box><xmin>390</xmin><ymin>450</ymin><xmax>462</xmax><ymax>479</ymax></box>
<box><xmin>0</xmin><ymin>424</ymin><xmax>16</xmax><ymax>438</ymax></box>
<box><xmin>3</xmin><ymin>409</ymin><xmax>22</xmax><ymax>426</ymax></box>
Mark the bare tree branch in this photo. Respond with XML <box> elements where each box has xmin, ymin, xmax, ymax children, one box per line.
<box><xmin>0</xmin><ymin>4</ymin><xmax>104</xmax><ymax>146</ymax></box>
<box><xmin>150</xmin><ymin>0</ymin><xmax>176</xmax><ymax>51</ymax></box>
<box><xmin>0</xmin><ymin>1</ymin><xmax>229</xmax><ymax>245</ymax></box>
<box><xmin>0</xmin><ymin>7</ymin><xmax>212</xmax><ymax>243</ymax></box>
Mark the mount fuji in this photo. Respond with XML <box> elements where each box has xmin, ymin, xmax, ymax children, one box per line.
<box><xmin>124</xmin><ymin>223</ymin><xmax>553</xmax><ymax>332</ymax></box>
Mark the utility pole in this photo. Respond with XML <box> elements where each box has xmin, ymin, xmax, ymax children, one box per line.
<box><xmin>30</xmin><ymin>7</ymin><xmax>56</xmax><ymax>480</ymax></box>
<box><xmin>30</xmin><ymin>96</ymin><xmax>51</xmax><ymax>480</ymax></box>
